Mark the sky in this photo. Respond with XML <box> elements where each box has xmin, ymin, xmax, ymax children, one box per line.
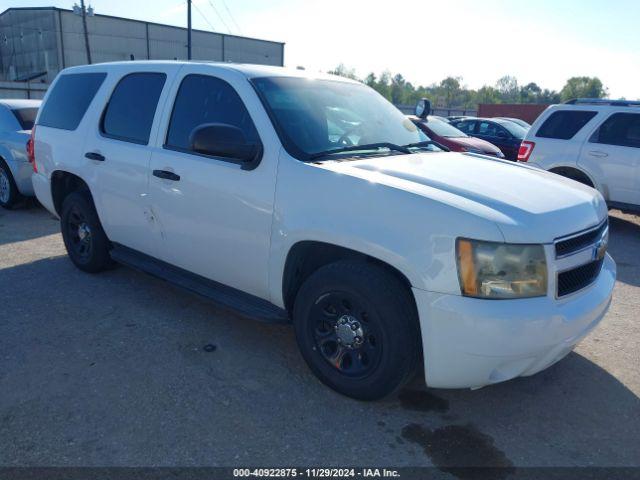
<box><xmin>7</xmin><ymin>0</ymin><xmax>640</xmax><ymax>98</ymax></box>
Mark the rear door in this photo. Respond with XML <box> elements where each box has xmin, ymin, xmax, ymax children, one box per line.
<box><xmin>82</xmin><ymin>66</ymin><xmax>178</xmax><ymax>257</ymax></box>
<box><xmin>579</xmin><ymin>112</ymin><xmax>640</xmax><ymax>206</ymax></box>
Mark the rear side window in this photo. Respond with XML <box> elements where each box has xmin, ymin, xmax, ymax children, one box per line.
<box><xmin>165</xmin><ymin>74</ymin><xmax>260</xmax><ymax>155</ymax></box>
<box><xmin>38</xmin><ymin>73</ymin><xmax>106</xmax><ymax>130</ymax></box>
<box><xmin>590</xmin><ymin>113</ymin><xmax>640</xmax><ymax>148</ymax></box>
<box><xmin>535</xmin><ymin>110</ymin><xmax>597</xmax><ymax>140</ymax></box>
<box><xmin>12</xmin><ymin>108</ymin><xmax>38</xmax><ymax>130</ymax></box>
<box><xmin>101</xmin><ymin>73</ymin><xmax>166</xmax><ymax>145</ymax></box>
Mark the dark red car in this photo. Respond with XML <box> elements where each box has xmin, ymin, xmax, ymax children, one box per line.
<box><xmin>410</xmin><ymin>116</ymin><xmax>505</xmax><ymax>158</ymax></box>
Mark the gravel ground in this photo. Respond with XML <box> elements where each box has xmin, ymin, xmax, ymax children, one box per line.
<box><xmin>0</xmin><ymin>204</ymin><xmax>638</xmax><ymax>473</ymax></box>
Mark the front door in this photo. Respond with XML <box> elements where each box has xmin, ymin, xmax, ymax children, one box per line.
<box><xmin>148</xmin><ymin>69</ymin><xmax>279</xmax><ymax>299</ymax></box>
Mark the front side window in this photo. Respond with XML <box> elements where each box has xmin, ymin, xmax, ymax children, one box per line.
<box><xmin>536</xmin><ymin>110</ymin><xmax>597</xmax><ymax>140</ymax></box>
<box><xmin>101</xmin><ymin>72</ymin><xmax>166</xmax><ymax>145</ymax></box>
<box><xmin>251</xmin><ymin>76</ymin><xmax>428</xmax><ymax>160</ymax></box>
<box><xmin>478</xmin><ymin>121</ymin><xmax>499</xmax><ymax>137</ymax></box>
<box><xmin>165</xmin><ymin>74</ymin><xmax>261</xmax><ymax>155</ymax></box>
<box><xmin>591</xmin><ymin>113</ymin><xmax>640</xmax><ymax>148</ymax></box>
<box><xmin>454</xmin><ymin>121</ymin><xmax>476</xmax><ymax>134</ymax></box>
<box><xmin>38</xmin><ymin>73</ymin><xmax>107</xmax><ymax>131</ymax></box>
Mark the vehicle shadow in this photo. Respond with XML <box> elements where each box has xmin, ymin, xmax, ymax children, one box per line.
<box><xmin>607</xmin><ymin>213</ymin><xmax>640</xmax><ymax>287</ymax></box>
<box><xmin>0</xmin><ymin>201</ymin><xmax>59</xmax><ymax>246</ymax></box>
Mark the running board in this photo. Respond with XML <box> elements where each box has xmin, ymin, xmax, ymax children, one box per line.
<box><xmin>110</xmin><ymin>244</ymin><xmax>289</xmax><ymax>324</ymax></box>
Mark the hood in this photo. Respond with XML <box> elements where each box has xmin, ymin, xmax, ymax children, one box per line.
<box><xmin>448</xmin><ymin>136</ymin><xmax>502</xmax><ymax>154</ymax></box>
<box><xmin>318</xmin><ymin>152</ymin><xmax>607</xmax><ymax>244</ymax></box>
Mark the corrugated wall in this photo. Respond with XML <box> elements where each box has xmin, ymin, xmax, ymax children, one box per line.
<box><xmin>0</xmin><ymin>8</ymin><xmax>284</xmax><ymax>83</ymax></box>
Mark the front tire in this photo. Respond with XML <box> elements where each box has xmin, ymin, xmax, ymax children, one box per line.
<box><xmin>61</xmin><ymin>191</ymin><xmax>112</xmax><ymax>273</ymax></box>
<box><xmin>0</xmin><ymin>160</ymin><xmax>22</xmax><ymax>209</ymax></box>
<box><xmin>293</xmin><ymin>260</ymin><xmax>420</xmax><ymax>400</ymax></box>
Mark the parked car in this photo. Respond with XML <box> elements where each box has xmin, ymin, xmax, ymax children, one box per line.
<box><xmin>410</xmin><ymin>115</ymin><xmax>505</xmax><ymax>158</ymax></box>
<box><xmin>519</xmin><ymin>99</ymin><xmax>640</xmax><ymax>214</ymax></box>
<box><xmin>31</xmin><ymin>62</ymin><xmax>615</xmax><ymax>400</ymax></box>
<box><xmin>0</xmin><ymin>99</ymin><xmax>40</xmax><ymax>208</ymax></box>
<box><xmin>496</xmin><ymin>117</ymin><xmax>531</xmax><ymax>129</ymax></box>
<box><xmin>450</xmin><ymin>117</ymin><xmax>527</xmax><ymax>160</ymax></box>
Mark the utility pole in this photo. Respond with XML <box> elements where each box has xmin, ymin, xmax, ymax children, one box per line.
<box><xmin>187</xmin><ymin>0</ymin><xmax>192</xmax><ymax>60</ymax></box>
<box><xmin>80</xmin><ymin>0</ymin><xmax>92</xmax><ymax>64</ymax></box>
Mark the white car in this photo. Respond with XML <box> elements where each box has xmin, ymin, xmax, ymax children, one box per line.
<box><xmin>30</xmin><ymin>62</ymin><xmax>615</xmax><ymax>400</ymax></box>
<box><xmin>518</xmin><ymin>99</ymin><xmax>640</xmax><ymax>214</ymax></box>
<box><xmin>0</xmin><ymin>99</ymin><xmax>40</xmax><ymax>208</ymax></box>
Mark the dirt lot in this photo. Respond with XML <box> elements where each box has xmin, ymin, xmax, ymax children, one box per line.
<box><xmin>0</xmin><ymin>205</ymin><xmax>639</xmax><ymax>472</ymax></box>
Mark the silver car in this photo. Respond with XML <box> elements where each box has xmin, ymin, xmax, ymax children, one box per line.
<box><xmin>0</xmin><ymin>99</ymin><xmax>40</xmax><ymax>208</ymax></box>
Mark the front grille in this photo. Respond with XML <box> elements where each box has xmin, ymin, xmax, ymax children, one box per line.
<box><xmin>555</xmin><ymin>220</ymin><xmax>608</xmax><ymax>258</ymax></box>
<box><xmin>557</xmin><ymin>258</ymin><xmax>604</xmax><ymax>297</ymax></box>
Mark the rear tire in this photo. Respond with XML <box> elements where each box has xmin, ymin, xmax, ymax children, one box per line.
<box><xmin>0</xmin><ymin>160</ymin><xmax>22</xmax><ymax>209</ymax></box>
<box><xmin>292</xmin><ymin>260</ymin><xmax>420</xmax><ymax>400</ymax></box>
<box><xmin>61</xmin><ymin>191</ymin><xmax>112</xmax><ymax>273</ymax></box>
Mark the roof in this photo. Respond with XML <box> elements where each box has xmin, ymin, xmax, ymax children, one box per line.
<box><xmin>0</xmin><ymin>7</ymin><xmax>284</xmax><ymax>46</ymax></box>
<box><xmin>59</xmin><ymin>60</ymin><xmax>359</xmax><ymax>83</ymax></box>
<box><xmin>0</xmin><ymin>99</ymin><xmax>41</xmax><ymax>109</ymax></box>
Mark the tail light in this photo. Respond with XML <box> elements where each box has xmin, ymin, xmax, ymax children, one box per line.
<box><xmin>517</xmin><ymin>141</ymin><xmax>535</xmax><ymax>162</ymax></box>
<box><xmin>26</xmin><ymin>125</ymin><xmax>37</xmax><ymax>173</ymax></box>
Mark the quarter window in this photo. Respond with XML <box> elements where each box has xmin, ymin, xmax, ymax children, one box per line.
<box><xmin>165</xmin><ymin>74</ymin><xmax>260</xmax><ymax>156</ymax></box>
<box><xmin>536</xmin><ymin>110</ymin><xmax>597</xmax><ymax>140</ymax></box>
<box><xmin>590</xmin><ymin>113</ymin><xmax>640</xmax><ymax>148</ymax></box>
<box><xmin>101</xmin><ymin>73</ymin><xmax>166</xmax><ymax>144</ymax></box>
<box><xmin>38</xmin><ymin>73</ymin><xmax>106</xmax><ymax>130</ymax></box>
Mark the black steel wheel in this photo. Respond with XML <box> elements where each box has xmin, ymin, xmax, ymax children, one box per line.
<box><xmin>61</xmin><ymin>191</ymin><xmax>112</xmax><ymax>273</ymax></box>
<box><xmin>293</xmin><ymin>260</ymin><xmax>420</xmax><ymax>400</ymax></box>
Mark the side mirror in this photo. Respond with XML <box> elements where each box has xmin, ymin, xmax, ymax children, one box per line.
<box><xmin>415</xmin><ymin>98</ymin><xmax>431</xmax><ymax>119</ymax></box>
<box><xmin>189</xmin><ymin>123</ymin><xmax>261</xmax><ymax>169</ymax></box>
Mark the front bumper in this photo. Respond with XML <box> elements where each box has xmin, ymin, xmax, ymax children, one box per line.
<box><xmin>413</xmin><ymin>253</ymin><xmax>616</xmax><ymax>389</ymax></box>
<box><xmin>12</xmin><ymin>160</ymin><xmax>34</xmax><ymax>196</ymax></box>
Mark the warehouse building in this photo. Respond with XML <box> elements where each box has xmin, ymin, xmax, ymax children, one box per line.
<box><xmin>0</xmin><ymin>6</ymin><xmax>285</xmax><ymax>85</ymax></box>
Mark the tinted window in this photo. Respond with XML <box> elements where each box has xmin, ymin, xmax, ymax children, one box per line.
<box><xmin>478</xmin><ymin>121</ymin><xmax>502</xmax><ymax>137</ymax></box>
<box><xmin>494</xmin><ymin>119</ymin><xmax>527</xmax><ymax>139</ymax></box>
<box><xmin>38</xmin><ymin>73</ymin><xmax>106</xmax><ymax>130</ymax></box>
<box><xmin>166</xmin><ymin>74</ymin><xmax>260</xmax><ymax>155</ymax></box>
<box><xmin>454</xmin><ymin>121</ymin><xmax>476</xmax><ymax>134</ymax></box>
<box><xmin>591</xmin><ymin>113</ymin><xmax>640</xmax><ymax>148</ymax></box>
<box><xmin>102</xmin><ymin>73</ymin><xmax>166</xmax><ymax>144</ymax></box>
<box><xmin>536</xmin><ymin>110</ymin><xmax>597</xmax><ymax>140</ymax></box>
<box><xmin>424</xmin><ymin>117</ymin><xmax>467</xmax><ymax>138</ymax></box>
<box><xmin>12</xmin><ymin>108</ymin><xmax>38</xmax><ymax>130</ymax></box>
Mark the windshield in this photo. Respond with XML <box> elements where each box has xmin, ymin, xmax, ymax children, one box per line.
<box><xmin>251</xmin><ymin>76</ymin><xmax>430</xmax><ymax>160</ymax></box>
<box><xmin>424</xmin><ymin>117</ymin><xmax>468</xmax><ymax>138</ymax></box>
<box><xmin>12</xmin><ymin>107</ymin><xmax>38</xmax><ymax>130</ymax></box>
<box><xmin>495</xmin><ymin>119</ymin><xmax>528</xmax><ymax>139</ymax></box>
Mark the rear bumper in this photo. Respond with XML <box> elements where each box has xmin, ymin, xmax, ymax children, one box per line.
<box><xmin>413</xmin><ymin>253</ymin><xmax>616</xmax><ymax>389</ymax></box>
<box><xmin>32</xmin><ymin>171</ymin><xmax>56</xmax><ymax>216</ymax></box>
<box><xmin>12</xmin><ymin>160</ymin><xmax>34</xmax><ymax>196</ymax></box>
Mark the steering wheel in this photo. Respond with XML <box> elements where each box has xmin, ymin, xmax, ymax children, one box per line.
<box><xmin>337</xmin><ymin>122</ymin><xmax>365</xmax><ymax>146</ymax></box>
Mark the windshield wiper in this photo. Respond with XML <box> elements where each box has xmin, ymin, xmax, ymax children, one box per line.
<box><xmin>403</xmin><ymin>140</ymin><xmax>449</xmax><ymax>152</ymax></box>
<box><xmin>309</xmin><ymin>142</ymin><xmax>412</xmax><ymax>161</ymax></box>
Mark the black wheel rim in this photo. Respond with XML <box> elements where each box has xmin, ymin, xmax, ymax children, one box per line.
<box><xmin>310</xmin><ymin>291</ymin><xmax>382</xmax><ymax>378</ymax></box>
<box><xmin>66</xmin><ymin>206</ymin><xmax>93</xmax><ymax>261</ymax></box>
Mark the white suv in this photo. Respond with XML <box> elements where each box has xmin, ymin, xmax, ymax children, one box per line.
<box><xmin>518</xmin><ymin>99</ymin><xmax>640</xmax><ymax>214</ymax></box>
<box><xmin>31</xmin><ymin>62</ymin><xmax>615</xmax><ymax>399</ymax></box>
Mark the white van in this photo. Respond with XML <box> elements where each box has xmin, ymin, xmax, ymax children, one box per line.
<box><xmin>30</xmin><ymin>62</ymin><xmax>615</xmax><ymax>399</ymax></box>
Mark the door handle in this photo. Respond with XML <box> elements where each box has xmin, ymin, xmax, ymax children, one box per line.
<box><xmin>153</xmin><ymin>169</ymin><xmax>180</xmax><ymax>181</ymax></box>
<box><xmin>588</xmin><ymin>150</ymin><xmax>609</xmax><ymax>158</ymax></box>
<box><xmin>85</xmin><ymin>152</ymin><xmax>105</xmax><ymax>161</ymax></box>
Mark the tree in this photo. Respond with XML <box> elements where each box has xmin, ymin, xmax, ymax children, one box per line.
<box><xmin>439</xmin><ymin>76</ymin><xmax>462</xmax><ymax>107</ymax></box>
<box><xmin>560</xmin><ymin>77</ymin><xmax>607</xmax><ymax>101</ymax></box>
<box><xmin>328</xmin><ymin>63</ymin><xmax>358</xmax><ymax>80</ymax></box>
<box><xmin>496</xmin><ymin>75</ymin><xmax>519</xmax><ymax>103</ymax></box>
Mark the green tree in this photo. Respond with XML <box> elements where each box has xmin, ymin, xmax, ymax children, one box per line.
<box><xmin>560</xmin><ymin>77</ymin><xmax>607</xmax><ymax>101</ymax></box>
<box><xmin>328</xmin><ymin>63</ymin><xmax>358</xmax><ymax>80</ymax></box>
<box><xmin>496</xmin><ymin>75</ymin><xmax>519</xmax><ymax>103</ymax></box>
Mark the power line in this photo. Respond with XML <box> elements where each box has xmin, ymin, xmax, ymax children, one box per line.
<box><xmin>192</xmin><ymin>2</ymin><xmax>217</xmax><ymax>32</ymax></box>
<box><xmin>220</xmin><ymin>0</ymin><xmax>242</xmax><ymax>34</ymax></box>
<box><xmin>206</xmin><ymin>0</ymin><xmax>232</xmax><ymax>34</ymax></box>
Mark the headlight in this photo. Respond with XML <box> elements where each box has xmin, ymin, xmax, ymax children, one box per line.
<box><xmin>456</xmin><ymin>239</ymin><xmax>547</xmax><ymax>299</ymax></box>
